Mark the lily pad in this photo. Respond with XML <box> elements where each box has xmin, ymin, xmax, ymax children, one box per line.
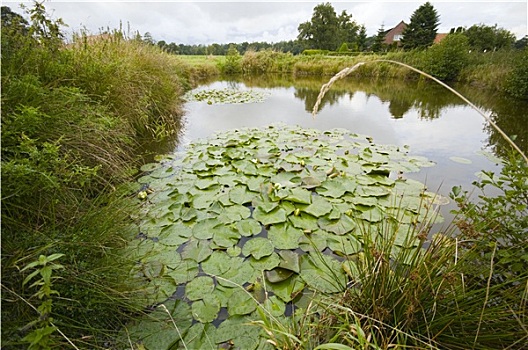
<box><xmin>300</xmin><ymin>254</ymin><xmax>346</xmax><ymax>293</ymax></box>
<box><xmin>449</xmin><ymin>156</ymin><xmax>472</xmax><ymax>164</ymax></box>
<box><xmin>192</xmin><ymin>295</ymin><xmax>221</xmax><ymax>323</ymax></box>
<box><xmin>185</xmin><ymin>276</ymin><xmax>215</xmax><ymax>301</ymax></box>
<box><xmin>242</xmin><ymin>237</ymin><xmax>274</xmax><ymax>259</ymax></box>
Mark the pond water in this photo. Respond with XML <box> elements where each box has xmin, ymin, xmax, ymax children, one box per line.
<box><xmin>177</xmin><ymin>74</ymin><xmax>527</xmax><ymax>227</ymax></box>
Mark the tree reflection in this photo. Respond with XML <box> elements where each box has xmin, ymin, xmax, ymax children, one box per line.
<box><xmin>225</xmin><ymin>74</ymin><xmax>528</xmax><ymax>157</ymax></box>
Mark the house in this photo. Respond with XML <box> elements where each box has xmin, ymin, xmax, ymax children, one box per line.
<box><xmin>383</xmin><ymin>20</ymin><xmax>449</xmax><ymax>46</ymax></box>
<box><xmin>383</xmin><ymin>21</ymin><xmax>407</xmax><ymax>45</ymax></box>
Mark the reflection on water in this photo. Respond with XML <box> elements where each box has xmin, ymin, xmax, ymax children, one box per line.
<box><xmin>180</xmin><ymin>74</ymin><xmax>528</xmax><ymax>226</ymax></box>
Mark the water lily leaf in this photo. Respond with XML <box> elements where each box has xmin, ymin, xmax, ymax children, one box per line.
<box><xmin>214</xmin><ymin>315</ymin><xmax>261</xmax><ymax>349</ymax></box>
<box><xmin>218</xmin><ymin>261</ymin><xmax>255</xmax><ymax>287</ymax></box>
<box><xmin>192</xmin><ymin>295</ymin><xmax>221</xmax><ymax>323</ymax></box>
<box><xmin>183</xmin><ymin>323</ymin><xmax>217</xmax><ymax>349</ymax></box>
<box><xmin>167</xmin><ymin>258</ymin><xmax>199</xmax><ymax>285</ymax></box>
<box><xmin>302</xmin><ymin>176</ymin><xmax>322</xmax><ymax>189</ymax></box>
<box><xmin>317</xmin><ymin>179</ymin><xmax>347</xmax><ymax>198</ymax></box>
<box><xmin>201</xmin><ymin>251</ymin><xmax>233</xmax><ymax>276</ymax></box>
<box><xmin>233</xmin><ymin>159</ymin><xmax>258</xmax><ymax>175</ymax></box>
<box><xmin>262</xmin><ymin>295</ymin><xmax>286</xmax><ymax>317</ymax></box>
<box><xmin>213</xmin><ymin>226</ymin><xmax>241</xmax><ymax>248</ymax></box>
<box><xmin>228</xmin><ymin>289</ymin><xmax>257</xmax><ymax>315</ymax></box>
<box><xmin>278</xmin><ymin>250</ymin><xmax>300</xmax><ymax>273</ymax></box>
<box><xmin>289</xmin><ymin>213</ymin><xmax>319</xmax><ymax>231</ymax></box>
<box><xmin>158</xmin><ymin>223</ymin><xmax>192</xmax><ymax>246</ymax></box>
<box><xmin>194</xmin><ymin>178</ymin><xmax>218</xmax><ymax>190</ymax></box>
<box><xmin>449</xmin><ymin>156</ymin><xmax>472</xmax><ymax>164</ymax></box>
<box><xmin>192</xmin><ymin>218</ymin><xmax>221</xmax><ymax>239</ymax></box>
<box><xmin>250</xmin><ymin>253</ymin><xmax>280</xmax><ymax>271</ymax></box>
<box><xmin>357</xmin><ymin>185</ymin><xmax>390</xmax><ymax>197</ymax></box>
<box><xmin>285</xmin><ymin>187</ymin><xmax>312</xmax><ymax>205</ymax></box>
<box><xmin>268</xmin><ymin>224</ymin><xmax>303</xmax><ymax>250</ymax></box>
<box><xmin>300</xmin><ymin>254</ymin><xmax>346</xmax><ymax>293</ymax></box>
<box><xmin>246</xmin><ymin>176</ymin><xmax>267</xmax><ymax>192</ymax></box>
<box><xmin>299</xmin><ymin>231</ymin><xmax>328</xmax><ymax>252</ymax></box>
<box><xmin>140</xmin><ymin>162</ymin><xmax>161</xmax><ymax>172</ymax></box>
<box><xmin>266</xmin><ymin>268</ymin><xmax>294</xmax><ymax>283</ymax></box>
<box><xmin>253</xmin><ymin>206</ymin><xmax>287</xmax><ymax>225</ymax></box>
<box><xmin>328</xmin><ymin>235</ymin><xmax>361</xmax><ymax>255</ymax></box>
<box><xmin>318</xmin><ymin>215</ymin><xmax>356</xmax><ymax>235</ymax></box>
<box><xmin>185</xmin><ymin>276</ymin><xmax>215</xmax><ymax>301</ymax></box>
<box><xmin>266</xmin><ymin>274</ymin><xmax>305</xmax><ymax>303</ymax></box>
<box><xmin>218</xmin><ymin>204</ymin><xmax>251</xmax><ymax>224</ymax></box>
<box><xmin>342</xmin><ymin>260</ymin><xmax>359</xmax><ymax>278</ymax></box>
<box><xmin>242</xmin><ymin>237</ymin><xmax>274</xmax><ymax>259</ymax></box>
<box><xmin>359</xmin><ymin>206</ymin><xmax>384</xmax><ymax>222</ymax></box>
<box><xmin>229</xmin><ymin>185</ymin><xmax>255</xmax><ymax>205</ymax></box>
<box><xmin>227</xmin><ymin>245</ymin><xmax>242</xmax><ymax>257</ymax></box>
<box><xmin>303</xmin><ymin>196</ymin><xmax>333</xmax><ymax>217</ymax></box>
<box><xmin>181</xmin><ymin>239</ymin><xmax>212</xmax><ymax>262</ymax></box>
<box><xmin>180</xmin><ymin>207</ymin><xmax>198</xmax><ymax>222</ymax></box>
<box><xmin>236</xmin><ymin>219</ymin><xmax>262</xmax><ymax>237</ymax></box>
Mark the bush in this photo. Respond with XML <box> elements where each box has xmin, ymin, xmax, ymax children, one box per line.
<box><xmin>505</xmin><ymin>48</ymin><xmax>528</xmax><ymax>100</ymax></box>
<box><xmin>424</xmin><ymin>33</ymin><xmax>470</xmax><ymax>81</ymax></box>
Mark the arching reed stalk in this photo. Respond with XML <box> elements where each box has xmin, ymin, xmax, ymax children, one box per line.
<box><xmin>312</xmin><ymin>59</ymin><xmax>528</xmax><ymax>164</ymax></box>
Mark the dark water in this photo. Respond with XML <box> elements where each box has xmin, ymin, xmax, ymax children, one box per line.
<box><xmin>177</xmin><ymin>74</ymin><xmax>528</xmax><ymax>228</ymax></box>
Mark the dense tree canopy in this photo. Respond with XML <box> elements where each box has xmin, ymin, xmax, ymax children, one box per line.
<box><xmin>462</xmin><ymin>24</ymin><xmax>516</xmax><ymax>51</ymax></box>
<box><xmin>401</xmin><ymin>2</ymin><xmax>440</xmax><ymax>50</ymax></box>
<box><xmin>297</xmin><ymin>2</ymin><xmax>359</xmax><ymax>51</ymax></box>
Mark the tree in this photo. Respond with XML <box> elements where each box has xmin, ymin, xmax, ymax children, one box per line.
<box><xmin>463</xmin><ymin>24</ymin><xmax>516</xmax><ymax>51</ymax></box>
<box><xmin>297</xmin><ymin>3</ymin><xmax>358</xmax><ymax>51</ymax></box>
<box><xmin>372</xmin><ymin>25</ymin><xmax>386</xmax><ymax>52</ymax></box>
<box><xmin>401</xmin><ymin>2</ymin><xmax>440</xmax><ymax>50</ymax></box>
<box><xmin>357</xmin><ymin>25</ymin><xmax>367</xmax><ymax>51</ymax></box>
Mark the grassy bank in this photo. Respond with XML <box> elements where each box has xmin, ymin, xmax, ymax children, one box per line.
<box><xmin>1</xmin><ymin>5</ymin><xmax>197</xmax><ymax>348</ymax></box>
<box><xmin>180</xmin><ymin>41</ymin><xmax>528</xmax><ymax>100</ymax></box>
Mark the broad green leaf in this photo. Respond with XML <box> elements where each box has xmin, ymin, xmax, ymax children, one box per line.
<box><xmin>191</xmin><ymin>295</ymin><xmax>221</xmax><ymax>323</ymax></box>
<box><xmin>201</xmin><ymin>251</ymin><xmax>233</xmax><ymax>276</ymax></box>
<box><xmin>214</xmin><ymin>315</ymin><xmax>261</xmax><ymax>349</ymax></box>
<box><xmin>285</xmin><ymin>187</ymin><xmax>312</xmax><ymax>204</ymax></box>
<box><xmin>300</xmin><ymin>254</ymin><xmax>346</xmax><ymax>293</ymax></box>
<box><xmin>266</xmin><ymin>275</ymin><xmax>305</xmax><ymax>303</ymax></box>
<box><xmin>242</xmin><ymin>237</ymin><xmax>274</xmax><ymax>259</ymax></box>
<box><xmin>185</xmin><ymin>276</ymin><xmax>215</xmax><ymax>301</ymax></box>
<box><xmin>303</xmin><ymin>196</ymin><xmax>333</xmax><ymax>217</ymax></box>
<box><xmin>227</xmin><ymin>289</ymin><xmax>257</xmax><ymax>315</ymax></box>
<box><xmin>253</xmin><ymin>206</ymin><xmax>288</xmax><ymax>225</ymax></box>
<box><xmin>449</xmin><ymin>156</ymin><xmax>472</xmax><ymax>164</ymax></box>
<box><xmin>213</xmin><ymin>225</ymin><xmax>241</xmax><ymax>248</ymax></box>
<box><xmin>299</xmin><ymin>231</ymin><xmax>328</xmax><ymax>252</ymax></box>
<box><xmin>167</xmin><ymin>259</ymin><xmax>199</xmax><ymax>285</ymax></box>
<box><xmin>218</xmin><ymin>204</ymin><xmax>251</xmax><ymax>224</ymax></box>
<box><xmin>327</xmin><ymin>235</ymin><xmax>361</xmax><ymax>255</ymax></box>
<box><xmin>236</xmin><ymin>219</ymin><xmax>262</xmax><ymax>237</ymax></box>
<box><xmin>266</xmin><ymin>268</ymin><xmax>294</xmax><ymax>283</ymax></box>
<box><xmin>262</xmin><ymin>295</ymin><xmax>286</xmax><ymax>317</ymax></box>
<box><xmin>183</xmin><ymin>323</ymin><xmax>217</xmax><ymax>349</ymax></box>
<box><xmin>250</xmin><ymin>253</ymin><xmax>280</xmax><ymax>271</ymax></box>
<box><xmin>317</xmin><ymin>179</ymin><xmax>347</xmax><ymax>198</ymax></box>
<box><xmin>229</xmin><ymin>185</ymin><xmax>255</xmax><ymax>205</ymax></box>
<box><xmin>289</xmin><ymin>213</ymin><xmax>319</xmax><ymax>231</ymax></box>
<box><xmin>192</xmin><ymin>218</ymin><xmax>221</xmax><ymax>239</ymax></box>
<box><xmin>181</xmin><ymin>239</ymin><xmax>212</xmax><ymax>262</ymax></box>
<box><xmin>318</xmin><ymin>215</ymin><xmax>356</xmax><ymax>235</ymax></box>
<box><xmin>268</xmin><ymin>224</ymin><xmax>304</xmax><ymax>250</ymax></box>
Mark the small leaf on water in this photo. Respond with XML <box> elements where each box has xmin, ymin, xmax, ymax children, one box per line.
<box><xmin>191</xmin><ymin>295</ymin><xmax>221</xmax><ymax>323</ymax></box>
<box><xmin>242</xmin><ymin>237</ymin><xmax>274</xmax><ymax>260</ymax></box>
<box><xmin>266</xmin><ymin>268</ymin><xmax>294</xmax><ymax>283</ymax></box>
<box><xmin>449</xmin><ymin>156</ymin><xmax>472</xmax><ymax>164</ymax></box>
<box><xmin>185</xmin><ymin>276</ymin><xmax>215</xmax><ymax>301</ymax></box>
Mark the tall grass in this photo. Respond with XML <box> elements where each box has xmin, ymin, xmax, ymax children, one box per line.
<box><xmin>1</xmin><ymin>4</ymin><xmax>194</xmax><ymax>347</ymax></box>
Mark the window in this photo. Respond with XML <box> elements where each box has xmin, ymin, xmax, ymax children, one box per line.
<box><xmin>393</xmin><ymin>34</ymin><xmax>403</xmax><ymax>41</ymax></box>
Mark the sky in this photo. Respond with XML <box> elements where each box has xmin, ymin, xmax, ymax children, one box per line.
<box><xmin>4</xmin><ymin>1</ymin><xmax>527</xmax><ymax>45</ymax></box>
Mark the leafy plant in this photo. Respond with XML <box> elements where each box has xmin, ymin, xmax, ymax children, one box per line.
<box><xmin>20</xmin><ymin>254</ymin><xmax>65</xmax><ymax>349</ymax></box>
<box><xmin>425</xmin><ymin>33</ymin><xmax>470</xmax><ymax>81</ymax></box>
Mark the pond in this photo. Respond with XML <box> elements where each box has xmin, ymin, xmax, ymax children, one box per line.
<box><xmin>179</xmin><ymin>74</ymin><xmax>528</xmax><ymax>225</ymax></box>
<box><xmin>123</xmin><ymin>74</ymin><xmax>527</xmax><ymax>349</ymax></box>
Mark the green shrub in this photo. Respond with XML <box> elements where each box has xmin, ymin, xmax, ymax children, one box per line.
<box><xmin>505</xmin><ymin>48</ymin><xmax>528</xmax><ymax>100</ymax></box>
<box><xmin>221</xmin><ymin>44</ymin><xmax>242</xmax><ymax>74</ymax></box>
<box><xmin>424</xmin><ymin>33</ymin><xmax>470</xmax><ymax>81</ymax></box>
<box><xmin>301</xmin><ymin>49</ymin><xmax>330</xmax><ymax>56</ymax></box>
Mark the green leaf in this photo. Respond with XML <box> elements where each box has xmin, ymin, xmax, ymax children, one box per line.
<box><xmin>167</xmin><ymin>259</ymin><xmax>199</xmax><ymax>285</ymax></box>
<box><xmin>300</xmin><ymin>254</ymin><xmax>346</xmax><ymax>293</ymax></box>
<box><xmin>183</xmin><ymin>323</ymin><xmax>217</xmax><ymax>349</ymax></box>
<box><xmin>317</xmin><ymin>179</ymin><xmax>347</xmax><ymax>198</ymax></box>
<box><xmin>299</xmin><ymin>231</ymin><xmax>328</xmax><ymax>252</ymax></box>
<box><xmin>242</xmin><ymin>237</ymin><xmax>274</xmax><ymax>259</ymax></box>
<box><xmin>318</xmin><ymin>215</ymin><xmax>357</xmax><ymax>235</ymax></box>
<box><xmin>214</xmin><ymin>315</ymin><xmax>261</xmax><ymax>349</ymax></box>
<box><xmin>181</xmin><ymin>239</ymin><xmax>212</xmax><ymax>262</ymax></box>
<box><xmin>217</xmin><ymin>204</ymin><xmax>251</xmax><ymax>224</ymax></box>
<box><xmin>185</xmin><ymin>276</ymin><xmax>215</xmax><ymax>301</ymax></box>
<box><xmin>213</xmin><ymin>225</ymin><xmax>241</xmax><ymax>248</ymax></box>
<box><xmin>236</xmin><ymin>219</ymin><xmax>262</xmax><ymax>237</ymax></box>
<box><xmin>303</xmin><ymin>196</ymin><xmax>333</xmax><ymax>217</ymax></box>
<box><xmin>262</xmin><ymin>295</ymin><xmax>286</xmax><ymax>317</ymax></box>
<box><xmin>266</xmin><ymin>268</ymin><xmax>294</xmax><ymax>283</ymax></box>
<box><xmin>289</xmin><ymin>213</ymin><xmax>319</xmax><ymax>231</ymax></box>
<box><xmin>327</xmin><ymin>235</ymin><xmax>361</xmax><ymax>255</ymax></box>
<box><xmin>249</xmin><ymin>253</ymin><xmax>280</xmax><ymax>271</ymax></box>
<box><xmin>192</xmin><ymin>218</ymin><xmax>221</xmax><ymax>239</ymax></box>
<box><xmin>192</xmin><ymin>295</ymin><xmax>221</xmax><ymax>323</ymax></box>
<box><xmin>228</xmin><ymin>289</ymin><xmax>257</xmax><ymax>315</ymax></box>
<box><xmin>202</xmin><ymin>251</ymin><xmax>233</xmax><ymax>276</ymax></box>
<box><xmin>268</xmin><ymin>224</ymin><xmax>304</xmax><ymax>249</ymax></box>
<box><xmin>253</xmin><ymin>206</ymin><xmax>288</xmax><ymax>225</ymax></box>
<box><xmin>266</xmin><ymin>274</ymin><xmax>305</xmax><ymax>303</ymax></box>
<box><xmin>229</xmin><ymin>185</ymin><xmax>255</xmax><ymax>205</ymax></box>
<box><xmin>449</xmin><ymin>156</ymin><xmax>472</xmax><ymax>164</ymax></box>
<box><xmin>285</xmin><ymin>187</ymin><xmax>312</xmax><ymax>204</ymax></box>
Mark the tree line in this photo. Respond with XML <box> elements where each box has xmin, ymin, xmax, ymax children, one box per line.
<box><xmin>148</xmin><ymin>2</ymin><xmax>525</xmax><ymax>55</ymax></box>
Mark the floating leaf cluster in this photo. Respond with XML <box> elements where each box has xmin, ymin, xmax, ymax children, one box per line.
<box><xmin>122</xmin><ymin>124</ymin><xmax>444</xmax><ymax>349</ymax></box>
<box><xmin>184</xmin><ymin>88</ymin><xmax>270</xmax><ymax>104</ymax></box>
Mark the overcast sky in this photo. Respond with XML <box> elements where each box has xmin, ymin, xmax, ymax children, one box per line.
<box><xmin>4</xmin><ymin>1</ymin><xmax>527</xmax><ymax>45</ymax></box>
